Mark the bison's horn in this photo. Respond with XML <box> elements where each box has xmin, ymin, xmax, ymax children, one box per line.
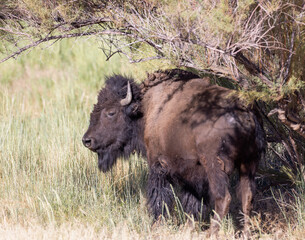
<box><xmin>120</xmin><ymin>81</ymin><xmax>132</xmax><ymax>106</ymax></box>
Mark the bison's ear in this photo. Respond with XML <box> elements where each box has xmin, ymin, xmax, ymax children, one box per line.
<box><xmin>125</xmin><ymin>102</ymin><xmax>142</xmax><ymax>118</ymax></box>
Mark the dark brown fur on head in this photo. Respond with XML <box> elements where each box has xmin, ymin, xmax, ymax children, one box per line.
<box><xmin>83</xmin><ymin>75</ymin><xmax>145</xmax><ymax>172</ymax></box>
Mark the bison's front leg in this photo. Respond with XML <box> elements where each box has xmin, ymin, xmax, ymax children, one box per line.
<box><xmin>180</xmin><ymin>189</ymin><xmax>209</xmax><ymax>222</ymax></box>
<box><xmin>147</xmin><ymin>162</ymin><xmax>174</xmax><ymax>220</ymax></box>
<box><xmin>209</xmin><ymin>188</ymin><xmax>231</xmax><ymax>235</ymax></box>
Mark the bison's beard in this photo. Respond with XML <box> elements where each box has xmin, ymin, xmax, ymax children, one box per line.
<box><xmin>97</xmin><ymin>140</ymin><xmax>131</xmax><ymax>172</ymax></box>
<box><xmin>96</xmin><ymin>128</ymin><xmax>136</xmax><ymax>172</ymax></box>
<box><xmin>97</xmin><ymin>148</ymin><xmax>120</xmax><ymax>173</ymax></box>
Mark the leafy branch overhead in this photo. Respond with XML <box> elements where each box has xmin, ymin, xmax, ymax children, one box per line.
<box><xmin>0</xmin><ymin>1</ymin><xmax>304</xmax><ymax>144</ymax></box>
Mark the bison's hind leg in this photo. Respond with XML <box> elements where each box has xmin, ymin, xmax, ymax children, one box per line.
<box><xmin>236</xmin><ymin>162</ymin><xmax>257</xmax><ymax>235</ymax></box>
<box><xmin>147</xmin><ymin>163</ymin><xmax>174</xmax><ymax>220</ymax></box>
<box><xmin>199</xmin><ymin>155</ymin><xmax>232</xmax><ymax>236</ymax></box>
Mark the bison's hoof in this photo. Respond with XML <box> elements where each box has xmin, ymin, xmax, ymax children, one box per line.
<box><xmin>207</xmin><ymin>220</ymin><xmax>220</xmax><ymax>238</ymax></box>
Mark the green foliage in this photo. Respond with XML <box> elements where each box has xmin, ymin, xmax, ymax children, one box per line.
<box><xmin>207</xmin><ymin>0</ymin><xmax>234</xmax><ymax>35</ymax></box>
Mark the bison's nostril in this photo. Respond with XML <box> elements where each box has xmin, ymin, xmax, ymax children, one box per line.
<box><xmin>82</xmin><ymin>137</ymin><xmax>92</xmax><ymax>148</ymax></box>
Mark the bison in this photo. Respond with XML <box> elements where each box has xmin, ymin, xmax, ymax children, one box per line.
<box><xmin>82</xmin><ymin>69</ymin><xmax>265</xmax><ymax>234</ymax></box>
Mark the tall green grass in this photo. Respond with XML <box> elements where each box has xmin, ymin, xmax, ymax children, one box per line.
<box><xmin>0</xmin><ymin>39</ymin><xmax>151</xmax><ymax>232</ymax></box>
<box><xmin>0</xmin><ymin>39</ymin><xmax>304</xmax><ymax>239</ymax></box>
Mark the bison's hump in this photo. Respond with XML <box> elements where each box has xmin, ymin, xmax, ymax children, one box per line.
<box><xmin>141</xmin><ymin>69</ymin><xmax>200</xmax><ymax>91</ymax></box>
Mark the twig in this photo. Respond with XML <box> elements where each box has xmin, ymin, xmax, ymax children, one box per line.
<box><xmin>281</xmin><ymin>29</ymin><xmax>295</xmax><ymax>85</ymax></box>
<box><xmin>234</xmin><ymin>52</ymin><xmax>274</xmax><ymax>87</ymax></box>
<box><xmin>70</xmin><ymin>17</ymin><xmax>111</xmax><ymax>28</ymax></box>
<box><xmin>269</xmin><ymin>146</ymin><xmax>293</xmax><ymax>169</ymax></box>
<box><xmin>105</xmin><ymin>50</ymin><xmax>122</xmax><ymax>61</ymax></box>
<box><xmin>0</xmin><ymin>27</ymin><xmax>31</xmax><ymax>37</ymax></box>
<box><xmin>128</xmin><ymin>55</ymin><xmax>164</xmax><ymax>63</ymax></box>
<box><xmin>0</xmin><ymin>30</ymin><xmax>125</xmax><ymax>63</ymax></box>
<box><xmin>268</xmin><ymin>108</ymin><xmax>305</xmax><ymax>139</ymax></box>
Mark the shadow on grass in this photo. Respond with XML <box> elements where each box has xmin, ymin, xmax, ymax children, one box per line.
<box><xmin>99</xmin><ymin>157</ymin><xmax>303</xmax><ymax>237</ymax></box>
<box><xmin>228</xmin><ymin>171</ymin><xmax>302</xmax><ymax>236</ymax></box>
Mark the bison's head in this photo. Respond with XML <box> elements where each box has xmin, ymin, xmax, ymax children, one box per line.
<box><xmin>82</xmin><ymin>75</ymin><xmax>142</xmax><ymax>172</ymax></box>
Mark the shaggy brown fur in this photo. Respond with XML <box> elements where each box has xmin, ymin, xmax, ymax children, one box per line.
<box><xmin>83</xmin><ymin>69</ymin><xmax>266</xmax><ymax>234</ymax></box>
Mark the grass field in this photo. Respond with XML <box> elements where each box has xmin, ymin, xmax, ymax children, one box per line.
<box><xmin>0</xmin><ymin>39</ymin><xmax>304</xmax><ymax>239</ymax></box>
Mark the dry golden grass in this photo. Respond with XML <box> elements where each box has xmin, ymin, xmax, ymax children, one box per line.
<box><xmin>0</xmin><ymin>39</ymin><xmax>304</xmax><ymax>239</ymax></box>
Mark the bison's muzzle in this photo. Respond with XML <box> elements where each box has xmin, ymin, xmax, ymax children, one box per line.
<box><xmin>82</xmin><ymin>135</ymin><xmax>99</xmax><ymax>151</ymax></box>
<box><xmin>82</xmin><ymin>137</ymin><xmax>92</xmax><ymax>148</ymax></box>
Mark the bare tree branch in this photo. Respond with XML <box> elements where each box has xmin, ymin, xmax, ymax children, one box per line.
<box><xmin>0</xmin><ymin>27</ymin><xmax>31</xmax><ymax>37</ymax></box>
<box><xmin>69</xmin><ymin>17</ymin><xmax>111</xmax><ymax>29</ymax></box>
<box><xmin>0</xmin><ymin>30</ymin><xmax>125</xmax><ymax>63</ymax></box>
<box><xmin>281</xmin><ymin>29</ymin><xmax>295</xmax><ymax>85</ymax></box>
<box><xmin>234</xmin><ymin>52</ymin><xmax>274</xmax><ymax>87</ymax></box>
<box><xmin>268</xmin><ymin>108</ymin><xmax>305</xmax><ymax>139</ymax></box>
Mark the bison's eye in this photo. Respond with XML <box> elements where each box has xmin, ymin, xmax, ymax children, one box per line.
<box><xmin>105</xmin><ymin>109</ymin><xmax>117</xmax><ymax>118</ymax></box>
